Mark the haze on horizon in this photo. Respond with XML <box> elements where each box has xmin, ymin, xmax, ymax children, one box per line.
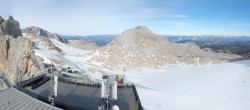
<box><xmin>0</xmin><ymin>0</ymin><xmax>249</xmax><ymax>36</ymax></box>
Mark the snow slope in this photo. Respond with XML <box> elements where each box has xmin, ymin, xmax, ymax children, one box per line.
<box><xmin>33</xmin><ymin>38</ymin><xmax>250</xmax><ymax>110</ymax></box>
<box><xmin>34</xmin><ymin>39</ymin><xmax>91</xmax><ymax>70</ymax></box>
<box><xmin>124</xmin><ymin>61</ymin><xmax>250</xmax><ymax>110</ymax></box>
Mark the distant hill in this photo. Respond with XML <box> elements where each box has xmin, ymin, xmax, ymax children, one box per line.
<box><xmin>67</xmin><ymin>40</ymin><xmax>99</xmax><ymax>50</ymax></box>
<box><xmin>167</xmin><ymin>35</ymin><xmax>250</xmax><ymax>59</ymax></box>
<box><xmin>65</xmin><ymin>35</ymin><xmax>250</xmax><ymax>46</ymax></box>
<box><xmin>167</xmin><ymin>35</ymin><xmax>250</xmax><ymax>43</ymax></box>
<box><xmin>64</xmin><ymin>35</ymin><xmax>117</xmax><ymax>46</ymax></box>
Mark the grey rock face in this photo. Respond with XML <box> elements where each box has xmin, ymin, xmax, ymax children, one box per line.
<box><xmin>22</xmin><ymin>26</ymin><xmax>48</xmax><ymax>36</ymax></box>
<box><xmin>22</xmin><ymin>26</ymin><xmax>66</xmax><ymax>43</ymax></box>
<box><xmin>0</xmin><ymin>16</ymin><xmax>4</xmax><ymax>24</ymax></box>
<box><xmin>8</xmin><ymin>16</ymin><xmax>14</xmax><ymax>20</ymax></box>
<box><xmin>0</xmin><ymin>16</ymin><xmax>22</xmax><ymax>38</ymax></box>
<box><xmin>0</xmin><ymin>35</ymin><xmax>43</xmax><ymax>85</ymax></box>
<box><xmin>0</xmin><ymin>16</ymin><xmax>44</xmax><ymax>85</ymax></box>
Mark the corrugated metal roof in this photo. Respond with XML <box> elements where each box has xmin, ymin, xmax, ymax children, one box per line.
<box><xmin>0</xmin><ymin>88</ymin><xmax>61</xmax><ymax>110</ymax></box>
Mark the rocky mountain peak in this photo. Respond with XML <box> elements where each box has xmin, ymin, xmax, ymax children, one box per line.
<box><xmin>112</xmin><ymin>26</ymin><xmax>168</xmax><ymax>48</ymax></box>
<box><xmin>0</xmin><ymin>16</ymin><xmax>43</xmax><ymax>84</ymax></box>
<box><xmin>8</xmin><ymin>16</ymin><xmax>14</xmax><ymax>20</ymax></box>
<box><xmin>0</xmin><ymin>16</ymin><xmax>22</xmax><ymax>38</ymax></box>
<box><xmin>0</xmin><ymin>16</ymin><xmax>4</xmax><ymax>24</ymax></box>
<box><xmin>134</xmin><ymin>25</ymin><xmax>152</xmax><ymax>33</ymax></box>
<box><xmin>85</xmin><ymin>26</ymin><xmax>242</xmax><ymax>71</ymax></box>
<box><xmin>23</xmin><ymin>26</ymin><xmax>48</xmax><ymax>36</ymax></box>
<box><xmin>120</xmin><ymin>25</ymin><xmax>154</xmax><ymax>37</ymax></box>
<box><xmin>22</xmin><ymin>26</ymin><xmax>66</xmax><ymax>43</ymax></box>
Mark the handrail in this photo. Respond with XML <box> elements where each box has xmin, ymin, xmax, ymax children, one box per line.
<box><xmin>132</xmin><ymin>85</ymin><xmax>144</xmax><ymax>110</ymax></box>
<box><xmin>19</xmin><ymin>74</ymin><xmax>47</xmax><ymax>87</ymax></box>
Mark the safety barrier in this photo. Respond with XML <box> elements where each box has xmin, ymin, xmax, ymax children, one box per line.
<box><xmin>19</xmin><ymin>74</ymin><xmax>46</xmax><ymax>88</ymax></box>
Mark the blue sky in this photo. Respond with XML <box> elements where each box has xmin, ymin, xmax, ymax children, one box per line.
<box><xmin>0</xmin><ymin>0</ymin><xmax>249</xmax><ymax>36</ymax></box>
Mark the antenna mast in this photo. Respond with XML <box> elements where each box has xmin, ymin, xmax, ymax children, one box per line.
<box><xmin>49</xmin><ymin>52</ymin><xmax>58</xmax><ymax>106</ymax></box>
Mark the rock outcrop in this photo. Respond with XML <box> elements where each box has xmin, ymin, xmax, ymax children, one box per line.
<box><xmin>0</xmin><ymin>35</ymin><xmax>44</xmax><ymax>84</ymax></box>
<box><xmin>0</xmin><ymin>16</ymin><xmax>22</xmax><ymax>37</ymax></box>
<box><xmin>0</xmin><ymin>16</ymin><xmax>44</xmax><ymax>84</ymax></box>
<box><xmin>22</xmin><ymin>26</ymin><xmax>66</xmax><ymax>43</ymax></box>
<box><xmin>85</xmin><ymin>26</ymin><xmax>242</xmax><ymax>71</ymax></box>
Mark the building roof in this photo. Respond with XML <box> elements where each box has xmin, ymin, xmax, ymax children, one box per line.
<box><xmin>20</xmin><ymin>77</ymin><xmax>142</xmax><ymax>110</ymax></box>
<box><xmin>0</xmin><ymin>88</ymin><xmax>61</xmax><ymax>110</ymax></box>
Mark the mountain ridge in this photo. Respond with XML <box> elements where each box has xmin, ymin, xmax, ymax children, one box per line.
<box><xmin>85</xmin><ymin>26</ymin><xmax>242</xmax><ymax>71</ymax></box>
<box><xmin>22</xmin><ymin>26</ymin><xmax>66</xmax><ymax>43</ymax></box>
